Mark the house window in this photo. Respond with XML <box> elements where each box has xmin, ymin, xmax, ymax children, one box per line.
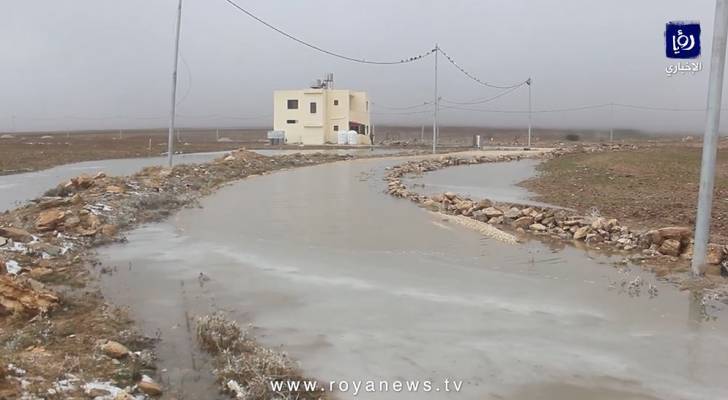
<box><xmin>287</xmin><ymin>99</ymin><xmax>298</xmax><ymax>109</ymax></box>
<box><xmin>286</xmin><ymin>119</ymin><xmax>297</xmax><ymax>124</ymax></box>
<box><xmin>334</xmin><ymin>99</ymin><xmax>339</xmax><ymax>106</ymax></box>
<box><xmin>310</xmin><ymin>102</ymin><xmax>317</xmax><ymax>114</ymax></box>
<box><xmin>366</xmin><ymin>101</ymin><xmax>369</xmax><ymax>111</ymax></box>
<box><xmin>333</xmin><ymin>125</ymin><xmax>339</xmax><ymax>131</ymax></box>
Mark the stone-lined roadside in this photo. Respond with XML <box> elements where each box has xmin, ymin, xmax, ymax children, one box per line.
<box><xmin>0</xmin><ymin>149</ymin><xmax>366</xmax><ymax>399</ymax></box>
<box><xmin>383</xmin><ymin>145</ymin><xmax>728</xmax><ymax>280</ymax></box>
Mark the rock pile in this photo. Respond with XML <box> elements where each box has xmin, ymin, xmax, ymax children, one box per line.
<box><xmin>0</xmin><ymin>150</ymin><xmax>354</xmax><ymax>316</ymax></box>
<box><xmin>384</xmin><ymin>152</ymin><xmax>727</xmax><ymax>272</ymax></box>
<box><xmin>0</xmin><ymin>149</ymin><xmax>360</xmax><ymax>399</ymax></box>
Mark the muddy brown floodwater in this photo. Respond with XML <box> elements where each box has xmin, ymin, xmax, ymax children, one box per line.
<box><xmin>98</xmin><ymin>157</ymin><xmax>728</xmax><ymax>400</ymax></box>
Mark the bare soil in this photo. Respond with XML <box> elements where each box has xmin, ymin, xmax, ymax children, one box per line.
<box><xmin>521</xmin><ymin>144</ymin><xmax>728</xmax><ymax>244</ymax></box>
<box><xmin>0</xmin><ymin>129</ymin><xmax>267</xmax><ymax>175</ymax></box>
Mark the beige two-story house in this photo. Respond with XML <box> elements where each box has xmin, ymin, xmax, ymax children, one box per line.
<box><xmin>273</xmin><ymin>85</ymin><xmax>371</xmax><ymax>145</ymax></box>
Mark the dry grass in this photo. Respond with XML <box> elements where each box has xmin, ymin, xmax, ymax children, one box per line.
<box><xmin>196</xmin><ymin>313</ymin><xmax>327</xmax><ymax>400</ymax></box>
<box><xmin>521</xmin><ymin>146</ymin><xmax>728</xmax><ymax>244</ymax></box>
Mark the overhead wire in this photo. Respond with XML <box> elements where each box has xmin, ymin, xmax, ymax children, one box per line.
<box><xmin>371</xmin><ymin>101</ymin><xmax>432</xmax><ymax>110</ymax></box>
<box><xmin>440</xmin><ymin>85</ymin><xmax>523</xmax><ymax>105</ymax></box>
<box><xmin>437</xmin><ymin>47</ymin><xmax>529</xmax><ymax>89</ymax></box>
<box><xmin>222</xmin><ymin>0</ymin><xmax>435</xmax><ymax>65</ymax></box>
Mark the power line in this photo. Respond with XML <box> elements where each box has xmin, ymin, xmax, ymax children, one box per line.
<box><xmin>440</xmin><ymin>103</ymin><xmax>609</xmax><ymax>114</ymax></box>
<box><xmin>437</xmin><ymin>47</ymin><xmax>529</xmax><ymax>89</ymax></box>
<box><xmin>222</xmin><ymin>0</ymin><xmax>435</xmax><ymax>65</ymax></box>
<box><xmin>440</xmin><ymin>84</ymin><xmax>523</xmax><ymax>105</ymax></box>
<box><xmin>371</xmin><ymin>101</ymin><xmax>432</xmax><ymax>110</ymax></box>
<box><xmin>372</xmin><ymin>108</ymin><xmax>434</xmax><ymax>115</ymax></box>
<box><xmin>176</xmin><ymin>50</ymin><xmax>193</xmax><ymax>107</ymax></box>
<box><xmin>613</xmin><ymin>103</ymin><xmax>707</xmax><ymax>112</ymax></box>
<box><xmin>440</xmin><ymin>102</ymin><xmax>721</xmax><ymax>114</ymax></box>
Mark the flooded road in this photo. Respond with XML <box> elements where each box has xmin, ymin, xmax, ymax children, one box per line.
<box><xmin>0</xmin><ymin>151</ymin><xmax>227</xmax><ymax>211</ymax></box>
<box><xmin>405</xmin><ymin>159</ymin><xmax>556</xmax><ymax>208</ymax></box>
<box><xmin>98</xmin><ymin>157</ymin><xmax>728</xmax><ymax>400</ymax></box>
<box><xmin>0</xmin><ymin>148</ymin><xmax>408</xmax><ymax>212</ymax></box>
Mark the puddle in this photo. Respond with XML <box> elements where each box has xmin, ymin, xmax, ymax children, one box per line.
<box><xmin>0</xmin><ymin>148</ymin><xmax>409</xmax><ymax>212</ymax></box>
<box><xmin>0</xmin><ymin>151</ymin><xmax>227</xmax><ymax>212</ymax></box>
<box><xmin>404</xmin><ymin>159</ymin><xmax>558</xmax><ymax>208</ymax></box>
<box><xmin>98</xmin><ymin>157</ymin><xmax>728</xmax><ymax>400</ymax></box>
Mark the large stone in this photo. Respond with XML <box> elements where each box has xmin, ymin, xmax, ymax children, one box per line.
<box><xmin>573</xmin><ymin>226</ymin><xmax>590</xmax><ymax>240</ymax></box>
<box><xmin>591</xmin><ymin>217</ymin><xmax>607</xmax><ymax>230</ymax></box>
<box><xmin>483</xmin><ymin>207</ymin><xmax>503</xmax><ymax>218</ymax></box>
<box><xmin>64</xmin><ymin>215</ymin><xmax>81</xmax><ymax>228</ymax></box>
<box><xmin>65</xmin><ymin>175</ymin><xmax>94</xmax><ymax>189</ymax></box>
<box><xmin>456</xmin><ymin>201</ymin><xmax>473</xmax><ymax>212</ymax></box>
<box><xmin>503</xmin><ymin>207</ymin><xmax>521</xmax><ymax>219</ymax></box>
<box><xmin>487</xmin><ymin>216</ymin><xmax>504</xmax><ymax>225</ymax></box>
<box><xmin>706</xmin><ymin>243</ymin><xmax>725</xmax><ymax>265</ymax></box>
<box><xmin>0</xmin><ymin>227</ymin><xmax>32</xmax><ymax>242</ymax></box>
<box><xmin>529</xmin><ymin>223</ymin><xmax>547</xmax><ymax>232</ymax></box>
<box><xmin>0</xmin><ymin>237</ymin><xmax>6</xmax><ymax>247</ymax></box>
<box><xmin>35</xmin><ymin>208</ymin><xmax>65</xmax><ymax>231</ymax></box>
<box><xmin>512</xmin><ymin>216</ymin><xmax>534</xmax><ymax>229</ymax></box>
<box><xmin>100</xmin><ymin>224</ymin><xmax>119</xmax><ymax>237</ymax></box>
<box><xmin>680</xmin><ymin>242</ymin><xmax>694</xmax><ymax>260</ymax></box>
<box><xmin>101</xmin><ymin>340</ymin><xmax>129</xmax><ymax>359</ymax></box>
<box><xmin>658</xmin><ymin>239</ymin><xmax>681</xmax><ymax>257</ymax></box>
<box><xmin>474</xmin><ymin>199</ymin><xmax>492</xmax><ymax>210</ymax></box>
<box><xmin>657</xmin><ymin>227</ymin><xmax>691</xmax><ymax>242</ymax></box>
<box><xmin>644</xmin><ymin>230</ymin><xmax>663</xmax><ymax>246</ymax></box>
<box><xmin>138</xmin><ymin>375</ymin><xmax>163</xmax><ymax>396</ymax></box>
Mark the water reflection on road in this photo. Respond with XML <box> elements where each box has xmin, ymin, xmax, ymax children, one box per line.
<box><xmin>0</xmin><ymin>148</ymin><xmax>407</xmax><ymax>212</ymax></box>
<box><xmin>98</xmin><ymin>157</ymin><xmax>728</xmax><ymax>400</ymax></box>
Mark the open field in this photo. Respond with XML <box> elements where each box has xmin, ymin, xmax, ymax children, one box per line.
<box><xmin>521</xmin><ymin>145</ymin><xmax>728</xmax><ymax>244</ymax></box>
<box><xmin>0</xmin><ymin>128</ymin><xmax>266</xmax><ymax>174</ymax></box>
<box><xmin>0</xmin><ymin>126</ymin><xmax>676</xmax><ymax>175</ymax></box>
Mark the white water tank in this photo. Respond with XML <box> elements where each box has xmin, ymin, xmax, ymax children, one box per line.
<box><xmin>337</xmin><ymin>131</ymin><xmax>348</xmax><ymax>145</ymax></box>
<box><xmin>347</xmin><ymin>130</ymin><xmax>358</xmax><ymax>145</ymax></box>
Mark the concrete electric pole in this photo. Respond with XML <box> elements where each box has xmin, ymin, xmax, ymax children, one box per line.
<box><xmin>167</xmin><ymin>0</ymin><xmax>183</xmax><ymax>167</ymax></box>
<box><xmin>527</xmin><ymin>78</ymin><xmax>532</xmax><ymax>148</ymax></box>
<box><xmin>692</xmin><ymin>0</ymin><xmax>728</xmax><ymax>275</ymax></box>
<box><xmin>432</xmin><ymin>44</ymin><xmax>439</xmax><ymax>154</ymax></box>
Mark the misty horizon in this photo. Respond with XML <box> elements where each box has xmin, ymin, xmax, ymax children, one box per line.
<box><xmin>2</xmin><ymin>0</ymin><xmax>726</xmax><ymax>135</ymax></box>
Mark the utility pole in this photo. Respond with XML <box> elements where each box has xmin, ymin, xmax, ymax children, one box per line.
<box><xmin>370</xmin><ymin>101</ymin><xmax>375</xmax><ymax>146</ymax></box>
<box><xmin>609</xmin><ymin>102</ymin><xmax>614</xmax><ymax>142</ymax></box>
<box><xmin>693</xmin><ymin>0</ymin><xmax>728</xmax><ymax>275</ymax></box>
<box><xmin>527</xmin><ymin>78</ymin><xmax>532</xmax><ymax>148</ymax></box>
<box><xmin>432</xmin><ymin>44</ymin><xmax>439</xmax><ymax>154</ymax></box>
<box><xmin>167</xmin><ymin>0</ymin><xmax>183</xmax><ymax>167</ymax></box>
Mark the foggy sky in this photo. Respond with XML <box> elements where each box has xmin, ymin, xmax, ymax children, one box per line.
<box><xmin>1</xmin><ymin>0</ymin><xmax>723</xmax><ymax>134</ymax></box>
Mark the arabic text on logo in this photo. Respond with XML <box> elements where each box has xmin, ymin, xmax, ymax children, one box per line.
<box><xmin>665</xmin><ymin>21</ymin><xmax>701</xmax><ymax>59</ymax></box>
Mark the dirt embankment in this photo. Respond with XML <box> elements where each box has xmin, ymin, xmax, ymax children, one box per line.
<box><xmin>0</xmin><ymin>149</ymin><xmax>350</xmax><ymax>399</ymax></box>
<box><xmin>520</xmin><ymin>145</ymin><xmax>728</xmax><ymax>244</ymax></box>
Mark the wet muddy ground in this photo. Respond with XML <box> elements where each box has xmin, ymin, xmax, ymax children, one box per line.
<box><xmin>98</xmin><ymin>157</ymin><xmax>728</xmax><ymax>399</ymax></box>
